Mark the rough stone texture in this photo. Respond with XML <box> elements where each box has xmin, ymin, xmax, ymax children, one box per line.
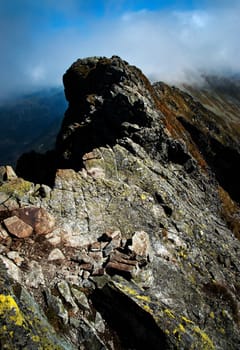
<box><xmin>0</xmin><ymin>56</ymin><xmax>240</xmax><ymax>349</ymax></box>
<box><xmin>48</xmin><ymin>248</ymin><xmax>66</xmax><ymax>261</ymax></box>
<box><xmin>0</xmin><ymin>255</ymin><xmax>23</xmax><ymax>283</ymax></box>
<box><xmin>0</xmin><ymin>260</ymin><xmax>70</xmax><ymax>349</ymax></box>
<box><xmin>3</xmin><ymin>215</ymin><xmax>33</xmax><ymax>238</ymax></box>
<box><xmin>129</xmin><ymin>230</ymin><xmax>151</xmax><ymax>259</ymax></box>
<box><xmin>25</xmin><ymin>260</ymin><xmax>45</xmax><ymax>288</ymax></box>
<box><xmin>6</xmin><ymin>251</ymin><xmax>24</xmax><ymax>266</ymax></box>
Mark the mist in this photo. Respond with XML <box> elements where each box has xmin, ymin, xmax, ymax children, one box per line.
<box><xmin>0</xmin><ymin>0</ymin><xmax>240</xmax><ymax>101</ymax></box>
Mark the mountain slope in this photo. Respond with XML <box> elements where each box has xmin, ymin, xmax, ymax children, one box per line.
<box><xmin>153</xmin><ymin>78</ymin><xmax>240</xmax><ymax>204</ymax></box>
<box><xmin>0</xmin><ymin>57</ymin><xmax>240</xmax><ymax>349</ymax></box>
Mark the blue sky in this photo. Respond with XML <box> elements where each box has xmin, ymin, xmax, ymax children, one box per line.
<box><xmin>46</xmin><ymin>1</ymin><xmax>198</xmax><ymax>20</ymax></box>
<box><xmin>0</xmin><ymin>0</ymin><xmax>239</xmax><ymax>100</ymax></box>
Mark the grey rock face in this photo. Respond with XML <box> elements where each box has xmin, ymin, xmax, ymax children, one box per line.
<box><xmin>0</xmin><ymin>56</ymin><xmax>240</xmax><ymax>349</ymax></box>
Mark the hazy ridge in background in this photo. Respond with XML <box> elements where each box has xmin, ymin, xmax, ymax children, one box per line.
<box><xmin>0</xmin><ymin>88</ymin><xmax>66</xmax><ymax>166</ymax></box>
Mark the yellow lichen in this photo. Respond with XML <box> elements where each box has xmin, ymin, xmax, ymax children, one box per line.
<box><xmin>209</xmin><ymin>312</ymin><xmax>215</xmax><ymax>319</ymax></box>
<box><xmin>188</xmin><ymin>274</ymin><xmax>196</xmax><ymax>284</ymax></box>
<box><xmin>173</xmin><ymin>323</ymin><xmax>186</xmax><ymax>334</ymax></box>
<box><xmin>181</xmin><ymin>316</ymin><xmax>194</xmax><ymax>324</ymax></box>
<box><xmin>116</xmin><ymin>283</ymin><xmax>138</xmax><ymax>297</ymax></box>
<box><xmin>0</xmin><ymin>294</ymin><xmax>24</xmax><ymax>326</ymax></box>
<box><xmin>140</xmin><ymin>193</ymin><xmax>147</xmax><ymax>201</ymax></box>
<box><xmin>178</xmin><ymin>324</ymin><xmax>186</xmax><ymax>332</ymax></box>
<box><xmin>31</xmin><ymin>335</ymin><xmax>40</xmax><ymax>342</ymax></box>
<box><xmin>114</xmin><ymin>282</ymin><xmax>153</xmax><ymax>314</ymax></box>
<box><xmin>222</xmin><ymin>309</ymin><xmax>227</xmax><ymax>317</ymax></box>
<box><xmin>164</xmin><ymin>308</ymin><xmax>175</xmax><ymax>319</ymax></box>
<box><xmin>115</xmin><ymin>281</ymin><xmax>215</xmax><ymax>350</ymax></box>
<box><xmin>173</xmin><ymin>323</ymin><xmax>186</xmax><ymax>341</ymax></box>
<box><xmin>193</xmin><ymin>326</ymin><xmax>215</xmax><ymax>349</ymax></box>
<box><xmin>142</xmin><ymin>304</ymin><xmax>152</xmax><ymax>313</ymax></box>
<box><xmin>136</xmin><ymin>294</ymin><xmax>150</xmax><ymax>302</ymax></box>
<box><xmin>178</xmin><ymin>249</ymin><xmax>188</xmax><ymax>259</ymax></box>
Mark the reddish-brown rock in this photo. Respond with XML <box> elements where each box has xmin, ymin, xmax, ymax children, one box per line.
<box><xmin>105</xmin><ymin>250</ymin><xmax>138</xmax><ymax>278</ymax></box>
<box><xmin>3</xmin><ymin>216</ymin><xmax>33</xmax><ymax>238</ymax></box>
<box><xmin>11</xmin><ymin>207</ymin><xmax>55</xmax><ymax>235</ymax></box>
<box><xmin>34</xmin><ymin>208</ymin><xmax>55</xmax><ymax>235</ymax></box>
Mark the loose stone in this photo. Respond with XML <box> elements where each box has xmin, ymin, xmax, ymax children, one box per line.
<box><xmin>6</xmin><ymin>251</ymin><xmax>24</xmax><ymax>266</ymax></box>
<box><xmin>48</xmin><ymin>248</ymin><xmax>66</xmax><ymax>261</ymax></box>
<box><xmin>3</xmin><ymin>216</ymin><xmax>33</xmax><ymax>238</ymax></box>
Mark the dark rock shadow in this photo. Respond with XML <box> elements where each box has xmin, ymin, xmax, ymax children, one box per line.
<box><xmin>16</xmin><ymin>150</ymin><xmax>57</xmax><ymax>187</ymax></box>
<box><xmin>91</xmin><ymin>283</ymin><xmax>170</xmax><ymax>350</ymax></box>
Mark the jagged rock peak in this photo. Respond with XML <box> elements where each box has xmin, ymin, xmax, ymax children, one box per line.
<box><xmin>17</xmin><ymin>56</ymin><xmax>196</xmax><ymax>183</ymax></box>
<box><xmin>62</xmin><ymin>55</ymin><xmax>151</xmax><ymax>101</ymax></box>
<box><xmin>56</xmin><ymin>55</ymin><xmax>165</xmax><ymax>169</ymax></box>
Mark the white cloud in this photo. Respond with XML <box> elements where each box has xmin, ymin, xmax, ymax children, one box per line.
<box><xmin>28</xmin><ymin>65</ymin><xmax>46</xmax><ymax>82</ymax></box>
<box><xmin>0</xmin><ymin>0</ymin><xmax>240</xmax><ymax>100</ymax></box>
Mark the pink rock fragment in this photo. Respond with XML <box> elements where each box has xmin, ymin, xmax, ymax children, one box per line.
<box><xmin>3</xmin><ymin>216</ymin><xmax>33</xmax><ymax>238</ymax></box>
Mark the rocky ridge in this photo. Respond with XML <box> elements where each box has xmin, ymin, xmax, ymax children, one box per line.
<box><xmin>154</xmin><ymin>80</ymin><xmax>240</xmax><ymax>203</ymax></box>
<box><xmin>0</xmin><ymin>56</ymin><xmax>240</xmax><ymax>349</ymax></box>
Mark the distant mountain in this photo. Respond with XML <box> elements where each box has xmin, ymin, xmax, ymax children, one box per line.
<box><xmin>0</xmin><ymin>87</ymin><xmax>67</xmax><ymax>166</ymax></box>
<box><xmin>178</xmin><ymin>74</ymin><xmax>240</xmax><ymax>126</ymax></box>
<box><xmin>153</xmin><ymin>75</ymin><xmax>240</xmax><ymax>203</ymax></box>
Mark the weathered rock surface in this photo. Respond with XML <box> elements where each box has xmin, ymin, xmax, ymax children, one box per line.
<box><xmin>129</xmin><ymin>230</ymin><xmax>151</xmax><ymax>260</ymax></box>
<box><xmin>0</xmin><ymin>56</ymin><xmax>240</xmax><ymax>349</ymax></box>
<box><xmin>3</xmin><ymin>215</ymin><xmax>33</xmax><ymax>238</ymax></box>
<box><xmin>11</xmin><ymin>207</ymin><xmax>55</xmax><ymax>235</ymax></box>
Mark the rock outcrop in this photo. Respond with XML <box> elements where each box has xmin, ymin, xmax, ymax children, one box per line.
<box><xmin>1</xmin><ymin>57</ymin><xmax>240</xmax><ymax>349</ymax></box>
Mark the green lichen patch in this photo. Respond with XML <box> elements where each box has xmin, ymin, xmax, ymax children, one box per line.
<box><xmin>0</xmin><ymin>178</ymin><xmax>32</xmax><ymax>198</ymax></box>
